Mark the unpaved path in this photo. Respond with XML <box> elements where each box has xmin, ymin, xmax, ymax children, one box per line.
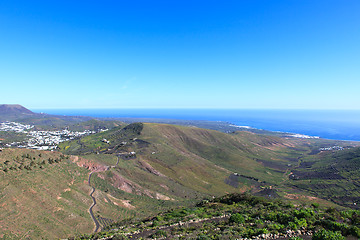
<box><xmin>88</xmin><ymin>172</ymin><xmax>100</xmax><ymax>232</ymax></box>
<box><xmin>88</xmin><ymin>156</ymin><xmax>120</xmax><ymax>232</ymax></box>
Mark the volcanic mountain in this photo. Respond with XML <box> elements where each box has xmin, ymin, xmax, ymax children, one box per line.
<box><xmin>0</xmin><ymin>104</ymin><xmax>93</xmax><ymax>127</ymax></box>
<box><xmin>0</xmin><ymin>104</ymin><xmax>37</xmax><ymax>121</ymax></box>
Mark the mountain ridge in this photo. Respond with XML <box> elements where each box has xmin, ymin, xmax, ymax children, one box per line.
<box><xmin>0</xmin><ymin>104</ymin><xmax>35</xmax><ymax>116</ymax></box>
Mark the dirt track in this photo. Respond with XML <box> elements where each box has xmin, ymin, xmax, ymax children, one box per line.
<box><xmin>88</xmin><ymin>172</ymin><xmax>100</xmax><ymax>232</ymax></box>
<box><xmin>88</xmin><ymin>156</ymin><xmax>120</xmax><ymax>232</ymax></box>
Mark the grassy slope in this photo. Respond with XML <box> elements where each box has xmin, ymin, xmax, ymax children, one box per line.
<box><xmin>0</xmin><ymin>131</ymin><xmax>29</xmax><ymax>145</ymax></box>
<box><xmin>60</xmin><ymin>123</ymin><xmax>328</xmax><ymax>208</ymax></box>
<box><xmin>76</xmin><ymin>193</ymin><xmax>360</xmax><ymax>240</ymax></box>
<box><xmin>58</xmin><ymin>122</ymin><xmax>142</xmax><ymax>155</ymax></box>
<box><xmin>0</xmin><ymin>149</ymin><xmax>93</xmax><ymax>239</ymax></box>
<box><xmin>2</xmin><ymin>122</ymin><xmax>360</xmax><ymax>239</ymax></box>
<box><xmin>140</xmin><ymin>124</ymin><xmax>304</xmax><ymax>187</ymax></box>
<box><xmin>288</xmin><ymin>147</ymin><xmax>360</xmax><ymax>208</ymax></box>
<box><xmin>59</xmin><ymin>122</ymin><xmax>357</xmax><ymax>203</ymax></box>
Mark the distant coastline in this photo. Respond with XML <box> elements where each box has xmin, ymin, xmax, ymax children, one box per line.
<box><xmin>32</xmin><ymin>109</ymin><xmax>360</xmax><ymax>141</ymax></box>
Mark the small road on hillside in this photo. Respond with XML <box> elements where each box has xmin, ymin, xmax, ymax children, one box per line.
<box><xmin>88</xmin><ymin>172</ymin><xmax>100</xmax><ymax>232</ymax></box>
<box><xmin>88</xmin><ymin>156</ymin><xmax>120</xmax><ymax>233</ymax></box>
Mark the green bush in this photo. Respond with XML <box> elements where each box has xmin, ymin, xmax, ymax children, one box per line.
<box><xmin>244</xmin><ymin>227</ymin><xmax>256</xmax><ymax>237</ymax></box>
<box><xmin>197</xmin><ymin>234</ymin><xmax>211</xmax><ymax>240</ymax></box>
<box><xmin>312</xmin><ymin>229</ymin><xmax>345</xmax><ymax>240</ymax></box>
<box><xmin>293</xmin><ymin>208</ymin><xmax>314</xmax><ymax>219</ymax></box>
<box><xmin>229</xmin><ymin>213</ymin><xmax>245</xmax><ymax>224</ymax></box>
<box><xmin>151</xmin><ymin>230</ymin><xmax>167</xmax><ymax>238</ymax></box>
<box><xmin>257</xmin><ymin>228</ymin><xmax>269</xmax><ymax>234</ymax></box>
<box><xmin>295</xmin><ymin>218</ymin><xmax>308</xmax><ymax>229</ymax></box>
<box><xmin>156</xmin><ymin>215</ymin><xmax>164</xmax><ymax>221</ymax></box>
<box><xmin>277</xmin><ymin>213</ymin><xmax>294</xmax><ymax>224</ymax></box>
<box><xmin>349</xmin><ymin>225</ymin><xmax>360</xmax><ymax>238</ymax></box>
<box><xmin>268</xmin><ymin>223</ymin><xmax>285</xmax><ymax>232</ymax></box>
<box><xmin>312</xmin><ymin>203</ymin><xmax>320</xmax><ymax>208</ymax></box>
<box><xmin>288</xmin><ymin>222</ymin><xmax>298</xmax><ymax>230</ymax></box>
<box><xmin>321</xmin><ymin>220</ymin><xmax>349</xmax><ymax>235</ymax></box>
<box><xmin>265</xmin><ymin>212</ymin><xmax>277</xmax><ymax>221</ymax></box>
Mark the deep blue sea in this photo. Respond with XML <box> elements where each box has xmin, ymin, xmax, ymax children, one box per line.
<box><xmin>34</xmin><ymin>109</ymin><xmax>360</xmax><ymax>141</ymax></box>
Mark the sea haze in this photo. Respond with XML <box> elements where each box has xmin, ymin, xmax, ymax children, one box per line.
<box><xmin>34</xmin><ymin>109</ymin><xmax>360</xmax><ymax>141</ymax></box>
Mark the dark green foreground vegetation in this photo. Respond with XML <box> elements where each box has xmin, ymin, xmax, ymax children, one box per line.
<box><xmin>72</xmin><ymin>193</ymin><xmax>360</xmax><ymax>240</ymax></box>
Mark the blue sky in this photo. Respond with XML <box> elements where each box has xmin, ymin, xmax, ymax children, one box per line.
<box><xmin>0</xmin><ymin>0</ymin><xmax>359</xmax><ymax>109</ymax></box>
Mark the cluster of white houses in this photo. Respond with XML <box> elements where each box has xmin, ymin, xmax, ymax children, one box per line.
<box><xmin>0</xmin><ymin>121</ymin><xmax>34</xmax><ymax>132</ymax></box>
<box><xmin>0</xmin><ymin>121</ymin><xmax>102</xmax><ymax>151</ymax></box>
<box><xmin>319</xmin><ymin>146</ymin><xmax>348</xmax><ymax>151</ymax></box>
<box><xmin>289</xmin><ymin>133</ymin><xmax>320</xmax><ymax>139</ymax></box>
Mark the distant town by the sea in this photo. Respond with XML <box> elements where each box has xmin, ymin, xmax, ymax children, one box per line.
<box><xmin>33</xmin><ymin>109</ymin><xmax>360</xmax><ymax>141</ymax></box>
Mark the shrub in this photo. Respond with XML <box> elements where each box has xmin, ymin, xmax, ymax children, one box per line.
<box><xmin>295</xmin><ymin>218</ymin><xmax>308</xmax><ymax>229</ymax></box>
<box><xmin>349</xmin><ymin>225</ymin><xmax>360</xmax><ymax>238</ymax></box>
<box><xmin>321</xmin><ymin>220</ymin><xmax>349</xmax><ymax>235</ymax></box>
<box><xmin>257</xmin><ymin>228</ymin><xmax>269</xmax><ymax>234</ymax></box>
<box><xmin>312</xmin><ymin>203</ymin><xmax>320</xmax><ymax>208</ymax></box>
<box><xmin>312</xmin><ymin>229</ymin><xmax>345</xmax><ymax>240</ymax></box>
<box><xmin>265</xmin><ymin>212</ymin><xmax>277</xmax><ymax>221</ymax></box>
<box><xmin>156</xmin><ymin>215</ymin><xmax>164</xmax><ymax>221</ymax></box>
<box><xmin>244</xmin><ymin>228</ymin><xmax>256</xmax><ymax>237</ymax></box>
<box><xmin>289</xmin><ymin>222</ymin><xmax>298</xmax><ymax>230</ymax></box>
<box><xmin>197</xmin><ymin>234</ymin><xmax>211</xmax><ymax>240</ymax></box>
<box><xmin>229</xmin><ymin>213</ymin><xmax>245</xmax><ymax>224</ymax></box>
<box><xmin>350</xmin><ymin>212</ymin><xmax>360</xmax><ymax>225</ymax></box>
<box><xmin>268</xmin><ymin>223</ymin><xmax>285</xmax><ymax>232</ymax></box>
<box><xmin>277</xmin><ymin>213</ymin><xmax>294</xmax><ymax>224</ymax></box>
<box><xmin>293</xmin><ymin>208</ymin><xmax>314</xmax><ymax>219</ymax></box>
<box><xmin>151</xmin><ymin>230</ymin><xmax>167</xmax><ymax>238</ymax></box>
<box><xmin>254</xmin><ymin>219</ymin><xmax>264</xmax><ymax>225</ymax></box>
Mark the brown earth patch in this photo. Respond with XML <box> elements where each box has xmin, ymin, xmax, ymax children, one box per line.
<box><xmin>71</xmin><ymin>156</ymin><xmax>107</xmax><ymax>172</ymax></box>
<box><xmin>284</xmin><ymin>193</ymin><xmax>321</xmax><ymax>201</ymax></box>
<box><xmin>107</xmin><ymin>194</ymin><xmax>135</xmax><ymax>209</ymax></box>
<box><xmin>138</xmin><ymin>160</ymin><xmax>165</xmax><ymax>177</ymax></box>
<box><xmin>155</xmin><ymin>193</ymin><xmax>173</xmax><ymax>201</ymax></box>
<box><xmin>121</xmin><ymin>200</ymin><xmax>135</xmax><ymax>209</ymax></box>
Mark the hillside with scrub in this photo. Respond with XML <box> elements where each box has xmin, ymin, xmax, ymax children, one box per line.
<box><xmin>1</xmin><ymin>121</ymin><xmax>360</xmax><ymax>239</ymax></box>
<box><xmin>73</xmin><ymin>193</ymin><xmax>360</xmax><ymax>239</ymax></box>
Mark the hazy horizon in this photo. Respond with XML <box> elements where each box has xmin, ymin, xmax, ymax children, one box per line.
<box><xmin>29</xmin><ymin>108</ymin><xmax>360</xmax><ymax>141</ymax></box>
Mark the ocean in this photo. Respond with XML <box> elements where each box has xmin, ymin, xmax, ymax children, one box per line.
<box><xmin>34</xmin><ymin>109</ymin><xmax>360</xmax><ymax>141</ymax></box>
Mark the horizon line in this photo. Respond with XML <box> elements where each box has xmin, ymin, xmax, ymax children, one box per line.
<box><xmin>29</xmin><ymin>107</ymin><xmax>360</xmax><ymax>111</ymax></box>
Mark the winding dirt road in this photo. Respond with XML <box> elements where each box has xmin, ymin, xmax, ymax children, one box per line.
<box><xmin>88</xmin><ymin>172</ymin><xmax>100</xmax><ymax>232</ymax></box>
<box><xmin>88</xmin><ymin>156</ymin><xmax>120</xmax><ymax>232</ymax></box>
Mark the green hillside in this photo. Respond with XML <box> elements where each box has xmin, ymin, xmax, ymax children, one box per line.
<box><xmin>0</xmin><ymin>148</ymin><xmax>179</xmax><ymax>239</ymax></box>
<box><xmin>58</xmin><ymin>122</ymin><xmax>145</xmax><ymax>155</ymax></box>
<box><xmin>288</xmin><ymin>147</ymin><xmax>360</xmax><ymax>209</ymax></box>
<box><xmin>1</xmin><ymin>122</ymin><xmax>360</xmax><ymax>239</ymax></box>
<box><xmin>0</xmin><ymin>149</ymin><xmax>93</xmax><ymax>239</ymax></box>
<box><xmin>59</xmin><ymin>123</ymin><xmax>306</xmax><ymax>198</ymax></box>
<box><xmin>58</xmin><ymin>122</ymin><xmax>360</xmax><ymax>203</ymax></box>
<box><xmin>73</xmin><ymin>193</ymin><xmax>360</xmax><ymax>240</ymax></box>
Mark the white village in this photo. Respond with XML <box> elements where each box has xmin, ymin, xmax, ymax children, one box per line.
<box><xmin>0</xmin><ymin>121</ymin><xmax>104</xmax><ymax>150</ymax></box>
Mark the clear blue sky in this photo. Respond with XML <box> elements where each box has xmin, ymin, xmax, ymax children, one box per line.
<box><xmin>1</xmin><ymin>0</ymin><xmax>359</xmax><ymax>109</ymax></box>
